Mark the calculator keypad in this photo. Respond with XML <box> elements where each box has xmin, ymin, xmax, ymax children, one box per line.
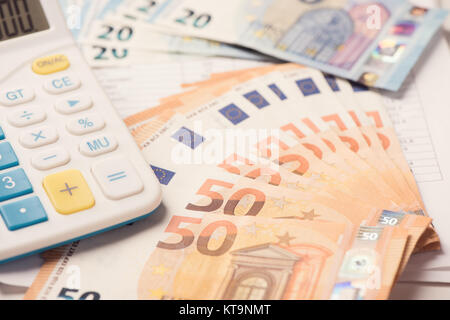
<box><xmin>19</xmin><ymin>126</ymin><xmax>59</xmax><ymax>149</ymax></box>
<box><xmin>0</xmin><ymin>129</ymin><xmax>47</xmax><ymax>232</ymax></box>
<box><xmin>55</xmin><ymin>94</ymin><xmax>93</xmax><ymax>115</ymax></box>
<box><xmin>0</xmin><ymin>51</ymin><xmax>147</xmax><ymax>240</ymax></box>
<box><xmin>67</xmin><ymin>113</ymin><xmax>105</xmax><ymax>136</ymax></box>
<box><xmin>8</xmin><ymin>106</ymin><xmax>47</xmax><ymax>127</ymax></box>
<box><xmin>0</xmin><ymin>87</ymin><xmax>35</xmax><ymax>106</ymax></box>
<box><xmin>44</xmin><ymin>74</ymin><xmax>81</xmax><ymax>95</ymax></box>
<box><xmin>31</xmin><ymin>148</ymin><xmax>71</xmax><ymax>171</ymax></box>
<box><xmin>92</xmin><ymin>157</ymin><xmax>144</xmax><ymax>200</ymax></box>
<box><xmin>43</xmin><ymin>169</ymin><xmax>95</xmax><ymax>215</ymax></box>
<box><xmin>80</xmin><ymin>134</ymin><xmax>118</xmax><ymax>157</ymax></box>
<box><xmin>32</xmin><ymin>54</ymin><xmax>70</xmax><ymax>75</ymax></box>
<box><xmin>0</xmin><ymin>143</ymin><xmax>19</xmax><ymax>170</ymax></box>
<box><xmin>0</xmin><ymin>169</ymin><xmax>33</xmax><ymax>202</ymax></box>
<box><xmin>0</xmin><ymin>197</ymin><xmax>48</xmax><ymax>231</ymax></box>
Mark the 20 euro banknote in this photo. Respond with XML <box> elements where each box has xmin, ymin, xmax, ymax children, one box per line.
<box><xmin>150</xmin><ymin>0</ymin><xmax>448</xmax><ymax>91</ymax></box>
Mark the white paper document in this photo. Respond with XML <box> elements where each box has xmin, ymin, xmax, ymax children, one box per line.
<box><xmin>0</xmin><ymin>255</ymin><xmax>43</xmax><ymax>288</ymax></box>
<box><xmin>383</xmin><ymin>34</ymin><xmax>450</xmax><ymax>279</ymax></box>
<box><xmin>94</xmin><ymin>57</ymin><xmax>268</xmax><ymax>118</ymax></box>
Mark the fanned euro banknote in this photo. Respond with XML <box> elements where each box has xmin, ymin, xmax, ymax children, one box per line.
<box><xmin>25</xmin><ymin>64</ymin><xmax>437</xmax><ymax>300</ymax></box>
<box><xmin>148</xmin><ymin>0</ymin><xmax>448</xmax><ymax>90</ymax></box>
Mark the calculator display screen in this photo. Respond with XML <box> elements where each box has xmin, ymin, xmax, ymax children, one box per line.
<box><xmin>0</xmin><ymin>0</ymin><xmax>49</xmax><ymax>42</ymax></box>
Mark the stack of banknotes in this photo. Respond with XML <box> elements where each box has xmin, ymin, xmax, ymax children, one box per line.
<box><xmin>62</xmin><ymin>0</ymin><xmax>448</xmax><ymax>89</ymax></box>
<box><xmin>25</xmin><ymin>64</ymin><xmax>439</xmax><ymax>300</ymax></box>
<box><xmin>61</xmin><ymin>0</ymin><xmax>274</xmax><ymax>68</ymax></box>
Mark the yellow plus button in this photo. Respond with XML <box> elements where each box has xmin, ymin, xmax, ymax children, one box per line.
<box><xmin>32</xmin><ymin>54</ymin><xmax>70</xmax><ymax>75</ymax></box>
<box><xmin>43</xmin><ymin>170</ymin><xmax>95</xmax><ymax>215</ymax></box>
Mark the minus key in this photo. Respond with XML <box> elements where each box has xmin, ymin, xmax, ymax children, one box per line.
<box><xmin>32</xmin><ymin>148</ymin><xmax>71</xmax><ymax>171</ymax></box>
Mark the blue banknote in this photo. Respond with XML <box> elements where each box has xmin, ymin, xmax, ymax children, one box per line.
<box><xmin>150</xmin><ymin>0</ymin><xmax>448</xmax><ymax>91</ymax></box>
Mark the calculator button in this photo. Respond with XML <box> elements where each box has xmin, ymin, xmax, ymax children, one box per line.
<box><xmin>44</xmin><ymin>74</ymin><xmax>81</xmax><ymax>95</ymax></box>
<box><xmin>0</xmin><ymin>128</ymin><xmax>4</xmax><ymax>140</ymax></box>
<box><xmin>32</xmin><ymin>148</ymin><xmax>70</xmax><ymax>171</ymax></box>
<box><xmin>43</xmin><ymin>169</ymin><xmax>95</xmax><ymax>215</ymax></box>
<box><xmin>0</xmin><ymin>143</ymin><xmax>19</xmax><ymax>170</ymax></box>
<box><xmin>19</xmin><ymin>126</ymin><xmax>59</xmax><ymax>149</ymax></box>
<box><xmin>0</xmin><ymin>87</ymin><xmax>35</xmax><ymax>106</ymax></box>
<box><xmin>67</xmin><ymin>114</ymin><xmax>105</xmax><ymax>136</ymax></box>
<box><xmin>0</xmin><ymin>169</ymin><xmax>33</xmax><ymax>202</ymax></box>
<box><xmin>92</xmin><ymin>157</ymin><xmax>144</xmax><ymax>200</ymax></box>
<box><xmin>0</xmin><ymin>197</ymin><xmax>48</xmax><ymax>231</ymax></box>
<box><xmin>55</xmin><ymin>95</ymin><xmax>93</xmax><ymax>115</ymax></box>
<box><xmin>8</xmin><ymin>107</ymin><xmax>47</xmax><ymax>127</ymax></box>
<box><xmin>32</xmin><ymin>54</ymin><xmax>70</xmax><ymax>75</ymax></box>
<box><xmin>79</xmin><ymin>134</ymin><xmax>118</xmax><ymax>157</ymax></box>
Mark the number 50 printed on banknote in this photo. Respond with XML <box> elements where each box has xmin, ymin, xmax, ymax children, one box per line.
<box><xmin>151</xmin><ymin>0</ymin><xmax>448</xmax><ymax>91</ymax></box>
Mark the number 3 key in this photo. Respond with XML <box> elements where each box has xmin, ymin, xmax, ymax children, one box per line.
<box><xmin>0</xmin><ymin>169</ymin><xmax>33</xmax><ymax>202</ymax></box>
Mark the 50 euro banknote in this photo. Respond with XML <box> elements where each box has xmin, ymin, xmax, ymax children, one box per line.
<box><xmin>136</xmin><ymin>112</ymin><xmax>430</xmax><ymax>274</ymax></box>
<box><xmin>24</xmin><ymin>214</ymin><xmax>408</xmax><ymax>300</ymax></box>
<box><xmin>126</xmin><ymin>63</ymin><xmax>437</xmax><ymax>247</ymax></box>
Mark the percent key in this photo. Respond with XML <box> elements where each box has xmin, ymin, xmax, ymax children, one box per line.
<box><xmin>67</xmin><ymin>114</ymin><xmax>105</xmax><ymax>136</ymax></box>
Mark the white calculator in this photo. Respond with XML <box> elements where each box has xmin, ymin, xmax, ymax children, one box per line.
<box><xmin>0</xmin><ymin>0</ymin><xmax>162</xmax><ymax>263</ymax></box>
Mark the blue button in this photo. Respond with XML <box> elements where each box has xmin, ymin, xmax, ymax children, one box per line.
<box><xmin>0</xmin><ymin>143</ymin><xmax>19</xmax><ymax>170</ymax></box>
<box><xmin>0</xmin><ymin>197</ymin><xmax>47</xmax><ymax>231</ymax></box>
<box><xmin>0</xmin><ymin>127</ymin><xmax>4</xmax><ymax>140</ymax></box>
<box><xmin>0</xmin><ymin>169</ymin><xmax>33</xmax><ymax>202</ymax></box>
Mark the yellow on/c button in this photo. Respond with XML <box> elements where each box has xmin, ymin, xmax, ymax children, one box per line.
<box><xmin>43</xmin><ymin>169</ymin><xmax>95</xmax><ymax>215</ymax></box>
<box><xmin>32</xmin><ymin>54</ymin><xmax>70</xmax><ymax>75</ymax></box>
